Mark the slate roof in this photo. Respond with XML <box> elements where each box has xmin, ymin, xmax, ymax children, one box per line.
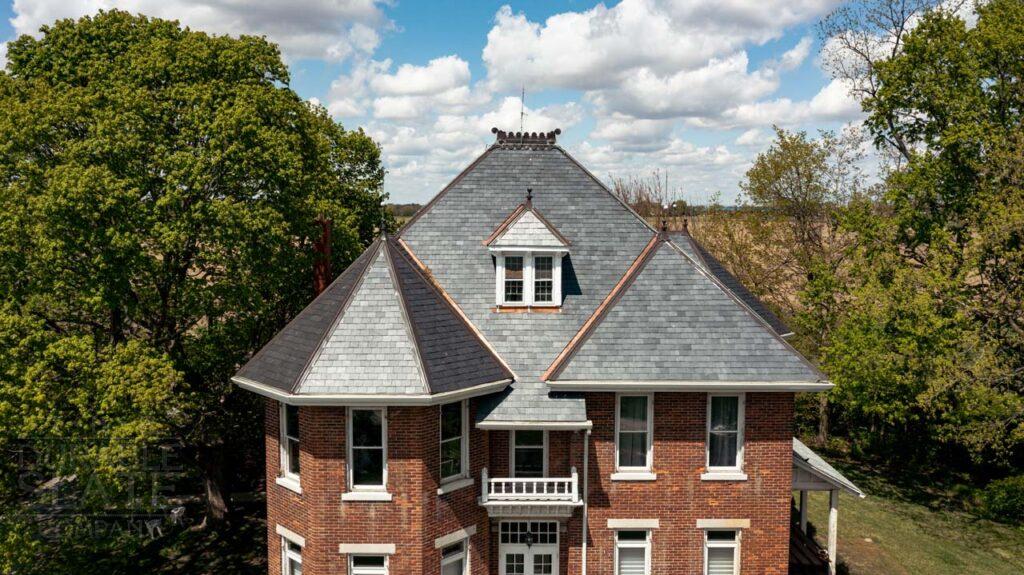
<box><xmin>234</xmin><ymin>236</ymin><xmax>512</xmax><ymax>396</ymax></box>
<box><xmin>671</xmin><ymin>230</ymin><xmax>792</xmax><ymax>336</ymax></box>
<box><xmin>400</xmin><ymin>142</ymin><xmax>656</xmax><ymax>424</ymax></box>
<box><xmin>544</xmin><ymin>234</ymin><xmax>825</xmax><ymax>383</ymax></box>
<box><xmin>485</xmin><ymin>199</ymin><xmax>571</xmax><ymax>249</ymax></box>
<box><xmin>793</xmin><ymin>438</ymin><xmax>864</xmax><ymax>497</ymax></box>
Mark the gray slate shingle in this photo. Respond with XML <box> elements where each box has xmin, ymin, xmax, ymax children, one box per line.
<box><xmin>552</xmin><ymin>240</ymin><xmax>823</xmax><ymax>382</ymax></box>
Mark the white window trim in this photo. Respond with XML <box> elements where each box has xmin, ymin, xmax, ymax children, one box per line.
<box><xmin>279</xmin><ymin>403</ymin><xmax>300</xmax><ymax>483</ymax></box>
<box><xmin>614</xmin><ymin>529</ymin><xmax>652</xmax><ymax>575</ymax></box>
<box><xmin>440</xmin><ymin>400</ymin><xmax>470</xmax><ymax>484</ymax></box>
<box><xmin>703</xmin><ymin>529</ymin><xmax>741</xmax><ymax>575</ymax></box>
<box><xmin>347</xmin><ymin>406</ymin><xmax>388</xmax><ymax>492</ymax></box>
<box><xmin>440</xmin><ymin>538</ymin><xmax>470</xmax><ymax>575</ymax></box>
<box><xmin>349</xmin><ymin>554</ymin><xmax>389</xmax><ymax>575</ymax></box>
<box><xmin>704</xmin><ymin>393</ymin><xmax>745</xmax><ymax>477</ymax></box>
<box><xmin>509</xmin><ymin>429</ymin><xmax>549</xmax><ymax>478</ymax></box>
<box><xmin>494</xmin><ymin>250</ymin><xmax>564</xmax><ymax>307</ymax></box>
<box><xmin>615</xmin><ymin>393</ymin><xmax>654</xmax><ymax>473</ymax></box>
<box><xmin>280</xmin><ymin>528</ymin><xmax>303</xmax><ymax>575</ymax></box>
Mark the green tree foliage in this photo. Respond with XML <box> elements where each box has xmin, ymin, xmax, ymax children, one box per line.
<box><xmin>823</xmin><ymin>0</ymin><xmax>1024</xmax><ymax>467</ymax></box>
<box><xmin>0</xmin><ymin>11</ymin><xmax>387</xmax><ymax>560</ymax></box>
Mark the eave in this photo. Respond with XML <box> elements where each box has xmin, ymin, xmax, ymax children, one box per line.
<box><xmin>232</xmin><ymin>376</ymin><xmax>513</xmax><ymax>406</ymax></box>
<box><xmin>545</xmin><ymin>380</ymin><xmax>834</xmax><ymax>393</ymax></box>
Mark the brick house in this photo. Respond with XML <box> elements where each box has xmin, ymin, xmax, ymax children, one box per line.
<box><xmin>232</xmin><ymin>129</ymin><xmax>862</xmax><ymax>575</ymax></box>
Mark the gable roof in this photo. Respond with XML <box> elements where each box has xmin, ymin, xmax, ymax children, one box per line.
<box><xmin>544</xmin><ymin>234</ymin><xmax>825</xmax><ymax>385</ymax></box>
<box><xmin>233</xmin><ymin>236</ymin><xmax>513</xmax><ymax>400</ymax></box>
<box><xmin>671</xmin><ymin>230</ymin><xmax>792</xmax><ymax>337</ymax></box>
<box><xmin>484</xmin><ymin>200</ymin><xmax>571</xmax><ymax>248</ymax></box>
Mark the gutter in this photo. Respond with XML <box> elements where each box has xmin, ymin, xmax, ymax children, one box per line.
<box><xmin>231</xmin><ymin>376</ymin><xmax>512</xmax><ymax>406</ymax></box>
<box><xmin>475</xmin><ymin>420</ymin><xmax>593</xmax><ymax>431</ymax></box>
<box><xmin>546</xmin><ymin>380</ymin><xmax>834</xmax><ymax>393</ymax></box>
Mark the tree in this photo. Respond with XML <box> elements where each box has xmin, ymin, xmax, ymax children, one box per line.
<box><xmin>0</xmin><ymin>9</ymin><xmax>387</xmax><ymax>534</ymax></box>
<box><xmin>738</xmin><ymin>127</ymin><xmax>868</xmax><ymax>443</ymax></box>
<box><xmin>823</xmin><ymin>0</ymin><xmax>1024</xmax><ymax>466</ymax></box>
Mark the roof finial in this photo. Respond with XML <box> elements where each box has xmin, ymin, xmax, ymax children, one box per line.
<box><xmin>682</xmin><ymin>217</ymin><xmax>689</xmax><ymax>233</ymax></box>
<box><xmin>660</xmin><ymin>219</ymin><xmax>669</xmax><ymax>239</ymax></box>
<box><xmin>526</xmin><ymin>188</ymin><xmax>533</xmax><ymax>207</ymax></box>
<box><xmin>379</xmin><ymin>213</ymin><xmax>388</xmax><ymax>238</ymax></box>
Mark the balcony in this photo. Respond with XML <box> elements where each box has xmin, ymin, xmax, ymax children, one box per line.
<box><xmin>478</xmin><ymin>468</ymin><xmax>582</xmax><ymax>517</ymax></box>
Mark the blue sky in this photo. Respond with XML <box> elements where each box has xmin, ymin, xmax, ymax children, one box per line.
<box><xmin>0</xmin><ymin>1</ymin><xmax>863</xmax><ymax>204</ymax></box>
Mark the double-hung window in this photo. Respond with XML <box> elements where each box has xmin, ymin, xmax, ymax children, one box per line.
<box><xmin>706</xmin><ymin>394</ymin><xmax>744</xmax><ymax>473</ymax></box>
<box><xmin>495</xmin><ymin>252</ymin><xmax>563</xmax><ymax>307</ymax></box>
<box><xmin>615</xmin><ymin>530</ymin><xmax>651</xmax><ymax>575</ymax></box>
<box><xmin>282</xmin><ymin>538</ymin><xmax>302</xmax><ymax>575</ymax></box>
<box><xmin>349</xmin><ymin>408</ymin><xmax>387</xmax><ymax>490</ymax></box>
<box><xmin>511</xmin><ymin>430</ymin><xmax>547</xmax><ymax>478</ymax></box>
<box><xmin>616</xmin><ymin>394</ymin><xmax>653</xmax><ymax>471</ymax></box>
<box><xmin>440</xmin><ymin>540</ymin><xmax>468</xmax><ymax>575</ymax></box>
<box><xmin>440</xmin><ymin>401</ymin><xmax>468</xmax><ymax>483</ymax></box>
<box><xmin>280</xmin><ymin>404</ymin><xmax>300</xmax><ymax>481</ymax></box>
<box><xmin>350</xmin><ymin>555</ymin><xmax>388</xmax><ymax>575</ymax></box>
<box><xmin>704</xmin><ymin>530</ymin><xmax>740</xmax><ymax>575</ymax></box>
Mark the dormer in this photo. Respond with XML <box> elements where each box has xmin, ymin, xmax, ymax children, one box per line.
<box><xmin>484</xmin><ymin>189</ymin><xmax>570</xmax><ymax>308</ymax></box>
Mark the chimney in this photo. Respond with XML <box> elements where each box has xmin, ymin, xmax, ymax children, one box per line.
<box><xmin>313</xmin><ymin>216</ymin><xmax>332</xmax><ymax>295</ymax></box>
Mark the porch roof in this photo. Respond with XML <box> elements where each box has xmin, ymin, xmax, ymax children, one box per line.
<box><xmin>793</xmin><ymin>438</ymin><xmax>865</xmax><ymax>497</ymax></box>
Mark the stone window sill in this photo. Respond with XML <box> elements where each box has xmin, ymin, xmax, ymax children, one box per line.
<box><xmin>700</xmin><ymin>471</ymin><xmax>748</xmax><ymax>481</ymax></box>
<box><xmin>341</xmin><ymin>491</ymin><xmax>394</xmax><ymax>502</ymax></box>
<box><xmin>610</xmin><ymin>471</ymin><xmax>657</xmax><ymax>482</ymax></box>
<box><xmin>275</xmin><ymin>476</ymin><xmax>302</xmax><ymax>495</ymax></box>
<box><xmin>437</xmin><ymin>476</ymin><xmax>475</xmax><ymax>496</ymax></box>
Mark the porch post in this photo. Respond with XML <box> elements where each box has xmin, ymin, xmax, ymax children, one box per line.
<box><xmin>827</xmin><ymin>489</ymin><xmax>839</xmax><ymax>575</ymax></box>
<box><xmin>799</xmin><ymin>489</ymin><xmax>808</xmax><ymax>534</ymax></box>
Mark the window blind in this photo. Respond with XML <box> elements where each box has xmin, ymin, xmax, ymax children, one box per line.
<box><xmin>707</xmin><ymin>547</ymin><xmax>735</xmax><ymax>575</ymax></box>
<box><xmin>617</xmin><ymin>547</ymin><xmax>647</xmax><ymax>575</ymax></box>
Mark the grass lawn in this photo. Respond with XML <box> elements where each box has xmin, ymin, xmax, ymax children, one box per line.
<box><xmin>802</xmin><ymin>459</ymin><xmax>1024</xmax><ymax>575</ymax></box>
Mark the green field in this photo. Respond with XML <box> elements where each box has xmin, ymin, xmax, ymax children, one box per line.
<box><xmin>803</xmin><ymin>462</ymin><xmax>1024</xmax><ymax>575</ymax></box>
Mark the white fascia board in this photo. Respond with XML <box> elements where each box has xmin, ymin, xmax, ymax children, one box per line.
<box><xmin>488</xmin><ymin>246</ymin><xmax>568</xmax><ymax>254</ymax></box>
<box><xmin>475</xmin><ymin>420</ymin><xmax>593</xmax><ymax>431</ymax></box>
<box><xmin>792</xmin><ymin>456</ymin><xmax>866</xmax><ymax>498</ymax></box>
<box><xmin>232</xmin><ymin>376</ymin><xmax>512</xmax><ymax>406</ymax></box>
<box><xmin>545</xmin><ymin>380</ymin><xmax>833</xmax><ymax>393</ymax></box>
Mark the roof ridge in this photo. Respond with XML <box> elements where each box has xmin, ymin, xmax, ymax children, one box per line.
<box><xmin>542</xmin><ymin>233</ymin><xmax>664</xmax><ymax>381</ymax></box>
<box><xmin>291</xmin><ymin>238</ymin><xmax>384</xmax><ymax>393</ymax></box>
<box><xmin>393</xmin><ymin>238</ymin><xmax>516</xmax><ymax>381</ymax></box>
<box><xmin>383</xmin><ymin>239</ymin><xmax>432</xmax><ymax>395</ymax></box>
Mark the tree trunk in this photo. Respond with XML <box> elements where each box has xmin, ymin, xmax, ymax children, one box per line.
<box><xmin>817</xmin><ymin>393</ymin><xmax>829</xmax><ymax>444</ymax></box>
<box><xmin>197</xmin><ymin>445</ymin><xmax>230</xmax><ymax>525</ymax></box>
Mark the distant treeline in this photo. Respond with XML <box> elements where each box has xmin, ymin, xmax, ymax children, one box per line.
<box><xmin>387</xmin><ymin>203</ymin><xmax>423</xmax><ymax>218</ymax></box>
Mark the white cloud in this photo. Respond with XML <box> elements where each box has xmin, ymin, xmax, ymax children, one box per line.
<box><xmin>0</xmin><ymin>42</ymin><xmax>6</xmax><ymax>69</ymax></box>
<box><xmin>735</xmin><ymin>128</ymin><xmax>770</xmax><ymax>147</ymax></box>
<box><xmin>9</xmin><ymin>0</ymin><xmax>388</xmax><ymax>62</ymax></box>
<box><xmin>708</xmin><ymin>78</ymin><xmax>863</xmax><ymax>129</ymax></box>
<box><xmin>369</xmin><ymin>55</ymin><xmax>470</xmax><ymax>96</ymax></box>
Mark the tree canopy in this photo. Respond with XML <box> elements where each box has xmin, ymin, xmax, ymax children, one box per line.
<box><xmin>0</xmin><ymin>10</ymin><xmax>386</xmax><ymax>571</ymax></box>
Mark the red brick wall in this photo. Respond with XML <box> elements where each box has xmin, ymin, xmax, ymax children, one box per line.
<box><xmin>264</xmin><ymin>398</ymin><xmax>490</xmax><ymax>575</ymax></box>
<box><xmin>569</xmin><ymin>392</ymin><xmax>793</xmax><ymax>575</ymax></box>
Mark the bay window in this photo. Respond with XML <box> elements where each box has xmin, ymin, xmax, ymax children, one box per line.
<box><xmin>349</xmin><ymin>408</ymin><xmax>387</xmax><ymax>490</ymax></box>
<box><xmin>440</xmin><ymin>401</ymin><xmax>468</xmax><ymax>482</ymax></box>
<box><xmin>350</xmin><ymin>555</ymin><xmax>387</xmax><ymax>575</ymax></box>
<box><xmin>616</xmin><ymin>394</ymin><xmax>653</xmax><ymax>471</ymax></box>
<box><xmin>279</xmin><ymin>403</ymin><xmax>300</xmax><ymax>487</ymax></box>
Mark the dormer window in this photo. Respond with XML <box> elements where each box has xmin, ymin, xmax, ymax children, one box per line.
<box><xmin>485</xmin><ymin>189</ymin><xmax>570</xmax><ymax>309</ymax></box>
<box><xmin>496</xmin><ymin>251</ymin><xmax>562</xmax><ymax>307</ymax></box>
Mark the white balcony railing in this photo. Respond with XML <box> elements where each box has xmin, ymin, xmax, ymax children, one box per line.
<box><xmin>480</xmin><ymin>467</ymin><xmax>579</xmax><ymax>504</ymax></box>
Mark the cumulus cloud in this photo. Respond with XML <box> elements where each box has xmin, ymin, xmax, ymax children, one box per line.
<box><xmin>706</xmin><ymin>78</ymin><xmax>863</xmax><ymax>129</ymax></box>
<box><xmin>0</xmin><ymin>42</ymin><xmax>6</xmax><ymax>69</ymax></box>
<box><xmin>9</xmin><ymin>0</ymin><xmax>389</xmax><ymax>62</ymax></box>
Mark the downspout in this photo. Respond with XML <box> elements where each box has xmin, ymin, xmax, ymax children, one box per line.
<box><xmin>581</xmin><ymin>428</ymin><xmax>590</xmax><ymax>575</ymax></box>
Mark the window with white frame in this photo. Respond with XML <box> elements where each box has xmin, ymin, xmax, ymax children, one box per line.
<box><xmin>704</xmin><ymin>530</ymin><xmax>740</xmax><ymax>575</ymax></box>
<box><xmin>615</xmin><ymin>530</ymin><xmax>651</xmax><ymax>575</ymax></box>
<box><xmin>616</xmin><ymin>394</ymin><xmax>653</xmax><ymax>471</ymax></box>
<box><xmin>349</xmin><ymin>408</ymin><xmax>387</xmax><ymax>490</ymax></box>
<box><xmin>440</xmin><ymin>401</ymin><xmax>468</xmax><ymax>482</ymax></box>
<box><xmin>350</xmin><ymin>555</ymin><xmax>388</xmax><ymax>575</ymax></box>
<box><xmin>706</xmin><ymin>395</ymin><xmax>744</xmax><ymax>471</ymax></box>
<box><xmin>511</xmin><ymin>430</ymin><xmax>546</xmax><ymax>478</ymax></box>
<box><xmin>282</xmin><ymin>537</ymin><xmax>302</xmax><ymax>575</ymax></box>
<box><xmin>440</xmin><ymin>540</ymin><xmax>468</xmax><ymax>575</ymax></box>
<box><xmin>280</xmin><ymin>404</ymin><xmax>300</xmax><ymax>480</ymax></box>
<box><xmin>495</xmin><ymin>252</ymin><xmax>563</xmax><ymax>307</ymax></box>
